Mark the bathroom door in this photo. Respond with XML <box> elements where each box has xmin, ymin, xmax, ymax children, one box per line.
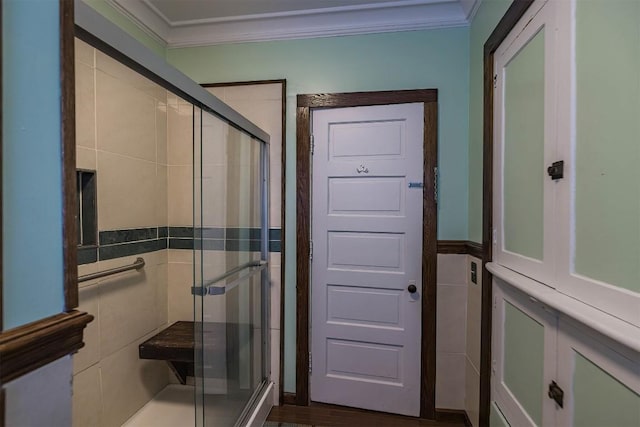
<box><xmin>310</xmin><ymin>103</ymin><xmax>424</xmax><ymax>416</ymax></box>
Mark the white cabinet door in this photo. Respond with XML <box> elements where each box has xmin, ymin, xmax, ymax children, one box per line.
<box><xmin>492</xmin><ymin>279</ymin><xmax>558</xmax><ymax>427</ymax></box>
<box><xmin>556</xmin><ymin>320</ymin><xmax>640</xmax><ymax>427</ymax></box>
<box><xmin>493</xmin><ymin>0</ymin><xmax>558</xmax><ymax>285</ymax></box>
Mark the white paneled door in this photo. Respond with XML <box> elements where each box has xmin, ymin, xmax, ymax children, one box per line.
<box><xmin>310</xmin><ymin>103</ymin><xmax>424</xmax><ymax>416</ymax></box>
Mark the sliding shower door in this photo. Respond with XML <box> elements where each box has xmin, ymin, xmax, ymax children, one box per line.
<box><xmin>193</xmin><ymin>107</ymin><xmax>269</xmax><ymax>427</ymax></box>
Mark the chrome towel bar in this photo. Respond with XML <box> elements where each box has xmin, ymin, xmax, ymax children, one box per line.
<box><xmin>191</xmin><ymin>260</ymin><xmax>267</xmax><ymax>296</ymax></box>
<box><xmin>78</xmin><ymin>257</ymin><xmax>145</xmax><ymax>283</ymax></box>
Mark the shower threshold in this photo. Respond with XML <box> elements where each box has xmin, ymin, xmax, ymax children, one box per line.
<box><xmin>122</xmin><ymin>382</ymin><xmax>274</xmax><ymax>426</ymax></box>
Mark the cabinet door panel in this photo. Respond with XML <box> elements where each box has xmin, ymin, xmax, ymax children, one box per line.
<box><xmin>493</xmin><ymin>0</ymin><xmax>557</xmax><ymax>284</ymax></box>
<box><xmin>557</xmin><ymin>320</ymin><xmax>640</xmax><ymax>427</ymax></box>
<box><xmin>492</xmin><ymin>280</ymin><xmax>557</xmax><ymax>427</ymax></box>
<box><xmin>555</xmin><ymin>0</ymin><xmax>640</xmax><ymax>326</ymax></box>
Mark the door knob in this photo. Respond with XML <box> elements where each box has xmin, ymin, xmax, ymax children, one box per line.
<box><xmin>408</xmin><ymin>284</ymin><xmax>417</xmax><ymax>293</ymax></box>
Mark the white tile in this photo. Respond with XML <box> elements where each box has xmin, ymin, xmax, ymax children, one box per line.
<box><xmin>436</xmin><ymin>284</ymin><xmax>468</xmax><ymax>354</ymax></box>
<box><xmin>201</xmin><ymin>165</ymin><xmax>227</xmax><ymax>228</ymax></box>
<box><xmin>435</xmin><ymin>352</ymin><xmax>466</xmax><ymax>410</ymax></box>
<box><xmin>101</xmin><ymin>334</ymin><xmax>169</xmax><ymax>427</ymax></box>
<box><xmin>98</xmin><ymin>258</ymin><xmax>158</xmax><ymax>357</ymax></box>
<box><xmin>168</xmin><ymin>249</ymin><xmax>193</xmax><ymax>264</ymax></box>
<box><xmin>75</xmin><ymin>63</ymin><xmax>96</xmax><ymax>149</ymax></box>
<box><xmin>156</xmin><ymin>164</ymin><xmax>168</xmax><ymax>227</ymax></box>
<box><xmin>270</xmin><ymin>329</ymin><xmax>281</xmax><ymax>406</ymax></box>
<box><xmin>466</xmin><ymin>256</ymin><xmax>483</xmax><ymax>371</ymax></box>
<box><xmin>96</xmin><ymin>50</ymin><xmax>166</xmax><ymax>101</ymax></box>
<box><xmin>156</xmin><ymin>262</ymin><xmax>169</xmax><ymax>328</ymax></box>
<box><xmin>96</xmin><ymin>70</ymin><xmax>157</xmax><ymax>162</ymax></box>
<box><xmin>77</xmin><ymin>146</ymin><xmax>96</xmax><ymax>171</ymax></box>
<box><xmin>269</xmin><ymin>252</ymin><xmax>282</xmax><ymax>268</ymax></box>
<box><xmin>97</xmin><ymin>151</ymin><xmax>158</xmax><ymax>230</ymax></box>
<box><xmin>75</xmin><ymin>38</ymin><xmax>94</xmax><ymax>67</ymax></box>
<box><xmin>270</xmin><ymin>265</ymin><xmax>281</xmax><ymax>330</ymax></box>
<box><xmin>168</xmin><ymin>164</ymin><xmax>194</xmax><ymax>227</ymax></box>
<box><xmin>167</xmin><ymin>103</ymin><xmax>194</xmax><ymax>166</ymax></box>
<box><xmin>78</xmin><ymin>262</ymin><xmax>100</xmax><ymax>289</ymax></box>
<box><xmin>204</xmin><ymin>86</ymin><xmax>225</xmax><ymax>101</ymax></box>
<box><xmin>465</xmin><ymin>357</ymin><xmax>480</xmax><ymax>427</ymax></box>
<box><xmin>168</xmin><ymin>262</ymin><xmax>197</xmax><ymax>323</ymax></box>
<box><xmin>72</xmin><ymin>364</ymin><xmax>103</xmax><ymax>427</ymax></box>
<box><xmin>437</xmin><ymin>254</ymin><xmax>468</xmax><ymax>285</ymax></box>
<box><xmin>74</xmin><ymin>285</ymin><xmax>100</xmax><ymax>374</ymax></box>
<box><xmin>157</xmin><ymin>101</ymin><xmax>168</xmax><ymax>165</ymax></box>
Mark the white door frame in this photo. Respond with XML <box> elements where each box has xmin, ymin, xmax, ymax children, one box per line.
<box><xmin>295</xmin><ymin>89</ymin><xmax>439</xmax><ymax>419</ymax></box>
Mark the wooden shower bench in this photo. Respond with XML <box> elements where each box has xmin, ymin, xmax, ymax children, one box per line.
<box><xmin>139</xmin><ymin>321</ymin><xmax>230</xmax><ymax>384</ymax></box>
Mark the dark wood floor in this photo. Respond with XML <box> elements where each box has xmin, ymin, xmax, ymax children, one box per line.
<box><xmin>265</xmin><ymin>404</ymin><xmax>468</xmax><ymax>427</ymax></box>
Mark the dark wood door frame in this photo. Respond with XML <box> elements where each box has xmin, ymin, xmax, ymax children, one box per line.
<box><xmin>296</xmin><ymin>89</ymin><xmax>438</xmax><ymax>419</ymax></box>
<box><xmin>480</xmin><ymin>1</ymin><xmax>535</xmax><ymax>426</ymax></box>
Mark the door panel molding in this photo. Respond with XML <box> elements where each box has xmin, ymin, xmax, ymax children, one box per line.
<box><xmin>296</xmin><ymin>89</ymin><xmax>438</xmax><ymax>419</ymax></box>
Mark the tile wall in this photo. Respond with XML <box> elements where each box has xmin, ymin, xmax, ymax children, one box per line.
<box><xmin>465</xmin><ymin>255</ymin><xmax>483</xmax><ymax>426</ymax></box>
<box><xmin>435</xmin><ymin>252</ymin><xmax>482</xmax><ymax>426</ymax></box>
<box><xmin>73</xmin><ymin>39</ymin><xmax>170</xmax><ymax>427</ymax></box>
<box><xmin>435</xmin><ymin>254</ymin><xmax>469</xmax><ymax>410</ymax></box>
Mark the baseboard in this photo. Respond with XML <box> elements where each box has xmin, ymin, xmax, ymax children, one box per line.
<box><xmin>435</xmin><ymin>409</ymin><xmax>472</xmax><ymax>426</ymax></box>
<box><xmin>282</xmin><ymin>392</ymin><xmax>297</xmax><ymax>405</ymax></box>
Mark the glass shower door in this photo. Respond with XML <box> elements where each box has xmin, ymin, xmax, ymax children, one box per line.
<box><xmin>193</xmin><ymin>107</ymin><xmax>269</xmax><ymax>427</ymax></box>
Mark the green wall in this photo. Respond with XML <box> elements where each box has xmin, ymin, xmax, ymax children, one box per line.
<box><xmin>167</xmin><ymin>29</ymin><xmax>470</xmax><ymax>391</ymax></box>
<box><xmin>83</xmin><ymin>0</ymin><xmax>166</xmax><ymax>57</ymax></box>
<box><xmin>468</xmin><ymin>0</ymin><xmax>512</xmax><ymax>243</ymax></box>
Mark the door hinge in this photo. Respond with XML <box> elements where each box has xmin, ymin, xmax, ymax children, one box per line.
<box><xmin>493</xmin><ymin>74</ymin><xmax>498</xmax><ymax>88</ymax></box>
<box><xmin>309</xmin><ymin>352</ymin><xmax>312</xmax><ymax>373</ymax></box>
<box><xmin>433</xmin><ymin>167</ymin><xmax>439</xmax><ymax>204</ymax></box>
<box><xmin>309</xmin><ymin>240</ymin><xmax>313</xmax><ymax>260</ymax></box>
<box><xmin>548</xmin><ymin>381</ymin><xmax>564</xmax><ymax>408</ymax></box>
<box><xmin>310</xmin><ymin>135</ymin><xmax>315</xmax><ymax>155</ymax></box>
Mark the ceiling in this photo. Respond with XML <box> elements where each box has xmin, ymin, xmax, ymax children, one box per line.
<box><xmin>104</xmin><ymin>0</ymin><xmax>481</xmax><ymax>47</ymax></box>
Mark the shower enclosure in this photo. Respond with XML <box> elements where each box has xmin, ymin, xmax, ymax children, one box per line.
<box><xmin>193</xmin><ymin>107</ymin><xmax>271</xmax><ymax>426</ymax></box>
<box><xmin>72</xmin><ymin>3</ymin><xmax>272</xmax><ymax>426</ymax></box>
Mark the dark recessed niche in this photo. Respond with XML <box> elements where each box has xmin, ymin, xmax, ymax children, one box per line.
<box><xmin>77</xmin><ymin>170</ymin><xmax>97</xmax><ymax>247</ymax></box>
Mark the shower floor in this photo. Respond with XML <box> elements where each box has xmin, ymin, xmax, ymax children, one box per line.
<box><xmin>122</xmin><ymin>384</ymin><xmax>257</xmax><ymax>427</ymax></box>
<box><xmin>123</xmin><ymin>385</ymin><xmax>195</xmax><ymax>427</ymax></box>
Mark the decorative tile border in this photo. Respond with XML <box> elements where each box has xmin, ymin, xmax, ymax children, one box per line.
<box><xmin>78</xmin><ymin>226</ymin><xmax>281</xmax><ymax>265</ymax></box>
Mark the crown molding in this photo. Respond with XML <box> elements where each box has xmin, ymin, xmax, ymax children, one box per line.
<box><xmin>105</xmin><ymin>0</ymin><xmax>481</xmax><ymax>48</ymax></box>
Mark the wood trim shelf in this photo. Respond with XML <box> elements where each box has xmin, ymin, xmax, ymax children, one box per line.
<box><xmin>437</xmin><ymin>240</ymin><xmax>484</xmax><ymax>258</ymax></box>
<box><xmin>0</xmin><ymin>310</ymin><xmax>93</xmax><ymax>385</ymax></box>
